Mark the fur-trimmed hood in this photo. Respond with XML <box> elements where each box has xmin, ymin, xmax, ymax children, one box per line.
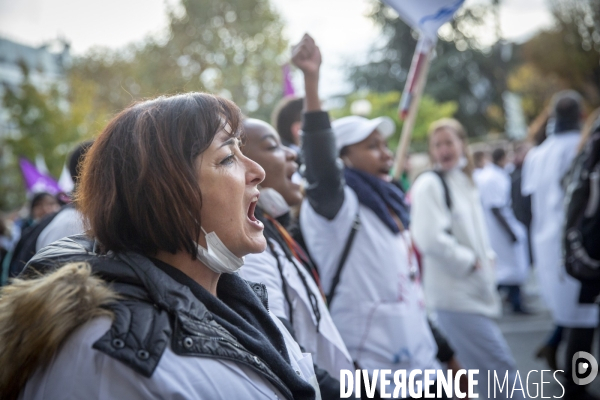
<box><xmin>0</xmin><ymin>262</ymin><xmax>117</xmax><ymax>400</ymax></box>
<box><xmin>3</xmin><ymin>235</ymin><xmax>312</xmax><ymax>400</ymax></box>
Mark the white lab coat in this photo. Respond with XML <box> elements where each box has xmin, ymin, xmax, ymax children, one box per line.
<box><xmin>522</xmin><ymin>131</ymin><xmax>599</xmax><ymax>327</ymax></box>
<box><xmin>240</xmin><ymin>240</ymin><xmax>354</xmax><ymax>377</ymax></box>
<box><xmin>300</xmin><ymin>187</ymin><xmax>440</xmax><ymax>393</ymax></box>
<box><xmin>475</xmin><ymin>164</ymin><xmax>530</xmax><ymax>285</ymax></box>
<box><xmin>20</xmin><ymin>314</ymin><xmax>321</xmax><ymax>400</ymax></box>
<box><xmin>410</xmin><ymin>169</ymin><xmax>501</xmax><ymax>319</ymax></box>
<box><xmin>36</xmin><ymin>207</ymin><xmax>85</xmax><ymax>251</ymax></box>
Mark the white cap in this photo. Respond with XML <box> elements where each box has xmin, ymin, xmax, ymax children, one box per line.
<box><xmin>332</xmin><ymin>115</ymin><xmax>395</xmax><ymax>153</ymax></box>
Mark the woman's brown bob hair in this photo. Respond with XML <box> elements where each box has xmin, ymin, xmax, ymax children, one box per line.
<box><xmin>76</xmin><ymin>93</ymin><xmax>241</xmax><ymax>258</ymax></box>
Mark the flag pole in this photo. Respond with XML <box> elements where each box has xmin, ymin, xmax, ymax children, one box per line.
<box><xmin>392</xmin><ymin>41</ymin><xmax>433</xmax><ymax>181</ymax></box>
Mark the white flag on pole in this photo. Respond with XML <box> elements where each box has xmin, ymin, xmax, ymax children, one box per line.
<box><xmin>384</xmin><ymin>0</ymin><xmax>466</xmax><ymax>118</ymax></box>
<box><xmin>381</xmin><ymin>0</ymin><xmax>464</xmax><ymax>46</ymax></box>
<box><xmin>35</xmin><ymin>153</ymin><xmax>50</xmax><ymax>175</ymax></box>
<box><xmin>386</xmin><ymin>0</ymin><xmax>465</xmax><ymax>179</ymax></box>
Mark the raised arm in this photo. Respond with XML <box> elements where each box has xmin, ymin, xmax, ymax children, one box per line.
<box><xmin>292</xmin><ymin>34</ymin><xmax>344</xmax><ymax>220</ymax></box>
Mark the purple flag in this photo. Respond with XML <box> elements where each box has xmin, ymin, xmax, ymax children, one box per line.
<box><xmin>19</xmin><ymin>157</ymin><xmax>61</xmax><ymax>195</ymax></box>
<box><xmin>283</xmin><ymin>64</ymin><xmax>295</xmax><ymax>97</ymax></box>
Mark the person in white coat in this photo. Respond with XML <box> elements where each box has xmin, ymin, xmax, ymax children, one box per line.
<box><xmin>475</xmin><ymin>147</ymin><xmax>530</xmax><ymax>313</ymax></box>
<box><xmin>239</xmin><ymin>116</ymin><xmax>354</xmax><ymax>398</ymax></box>
<box><xmin>410</xmin><ymin>118</ymin><xmax>524</xmax><ymax>399</ymax></box>
<box><xmin>522</xmin><ymin>90</ymin><xmax>599</xmax><ymax>400</ymax></box>
<box><xmin>0</xmin><ymin>93</ymin><xmax>320</xmax><ymax>400</ymax></box>
<box><xmin>293</xmin><ymin>35</ymin><xmax>450</xmax><ymax>399</ymax></box>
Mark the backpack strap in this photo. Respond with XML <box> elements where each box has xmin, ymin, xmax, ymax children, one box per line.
<box><xmin>327</xmin><ymin>213</ymin><xmax>361</xmax><ymax>306</ymax></box>
<box><xmin>433</xmin><ymin>170</ymin><xmax>452</xmax><ymax>210</ymax></box>
<box><xmin>564</xmin><ymin>131</ymin><xmax>600</xmax><ymax>281</ymax></box>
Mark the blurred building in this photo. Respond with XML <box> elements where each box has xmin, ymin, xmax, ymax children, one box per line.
<box><xmin>0</xmin><ymin>36</ymin><xmax>71</xmax><ymax>137</ymax></box>
<box><xmin>0</xmin><ymin>37</ymin><xmax>71</xmax><ymax>209</ymax></box>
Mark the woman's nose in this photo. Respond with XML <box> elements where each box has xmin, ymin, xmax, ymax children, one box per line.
<box><xmin>246</xmin><ymin>156</ymin><xmax>265</xmax><ymax>186</ymax></box>
<box><xmin>283</xmin><ymin>145</ymin><xmax>298</xmax><ymax>162</ymax></box>
<box><xmin>382</xmin><ymin>146</ymin><xmax>393</xmax><ymax>161</ymax></box>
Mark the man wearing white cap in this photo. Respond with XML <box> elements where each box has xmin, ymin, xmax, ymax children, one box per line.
<box><xmin>293</xmin><ymin>34</ymin><xmax>449</xmax><ymax>398</ymax></box>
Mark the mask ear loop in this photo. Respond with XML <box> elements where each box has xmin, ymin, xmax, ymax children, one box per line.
<box><xmin>192</xmin><ymin>215</ymin><xmax>208</xmax><ymax>249</ymax></box>
<box><xmin>197</xmin><ymin>227</ymin><xmax>210</xmax><ymax>251</ymax></box>
<box><xmin>189</xmin><ymin>212</ymin><xmax>205</xmax><ymax>241</ymax></box>
<box><xmin>342</xmin><ymin>156</ymin><xmax>353</xmax><ymax>168</ymax></box>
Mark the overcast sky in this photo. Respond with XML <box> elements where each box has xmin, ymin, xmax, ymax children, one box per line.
<box><xmin>0</xmin><ymin>0</ymin><xmax>554</xmax><ymax>97</ymax></box>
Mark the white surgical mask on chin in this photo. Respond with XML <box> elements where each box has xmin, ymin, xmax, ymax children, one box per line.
<box><xmin>196</xmin><ymin>227</ymin><xmax>244</xmax><ymax>274</ymax></box>
<box><xmin>257</xmin><ymin>187</ymin><xmax>290</xmax><ymax>218</ymax></box>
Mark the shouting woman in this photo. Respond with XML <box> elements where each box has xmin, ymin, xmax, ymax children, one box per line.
<box><xmin>0</xmin><ymin>94</ymin><xmax>319</xmax><ymax>400</ymax></box>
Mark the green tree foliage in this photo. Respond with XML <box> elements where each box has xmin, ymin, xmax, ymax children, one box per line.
<box><xmin>0</xmin><ymin>63</ymin><xmax>100</xmax><ymax>210</ymax></box>
<box><xmin>513</xmin><ymin>0</ymin><xmax>600</xmax><ymax>117</ymax></box>
<box><xmin>507</xmin><ymin>64</ymin><xmax>564</xmax><ymax>121</ymax></box>
<box><xmin>73</xmin><ymin>0</ymin><xmax>288</xmax><ymax>120</ymax></box>
<box><xmin>330</xmin><ymin>92</ymin><xmax>458</xmax><ymax>151</ymax></box>
<box><xmin>348</xmin><ymin>1</ymin><xmax>517</xmax><ymax>137</ymax></box>
<box><xmin>1</xmin><ymin>0</ymin><xmax>288</xmax><ymax>210</ymax></box>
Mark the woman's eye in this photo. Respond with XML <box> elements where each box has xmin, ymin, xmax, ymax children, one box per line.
<box><xmin>220</xmin><ymin>154</ymin><xmax>236</xmax><ymax>165</ymax></box>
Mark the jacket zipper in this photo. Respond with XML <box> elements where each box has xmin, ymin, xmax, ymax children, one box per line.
<box><xmin>206</xmin><ymin>336</ymin><xmax>294</xmax><ymax>400</ymax></box>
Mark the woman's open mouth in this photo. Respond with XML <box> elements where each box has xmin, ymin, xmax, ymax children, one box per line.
<box><xmin>286</xmin><ymin>166</ymin><xmax>297</xmax><ymax>181</ymax></box>
<box><xmin>380</xmin><ymin>167</ymin><xmax>391</xmax><ymax>175</ymax></box>
<box><xmin>247</xmin><ymin>195</ymin><xmax>263</xmax><ymax>229</ymax></box>
<box><xmin>379</xmin><ymin>167</ymin><xmax>392</xmax><ymax>181</ymax></box>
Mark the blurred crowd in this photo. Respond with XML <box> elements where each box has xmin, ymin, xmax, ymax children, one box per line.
<box><xmin>0</xmin><ymin>33</ymin><xmax>599</xmax><ymax>400</ymax></box>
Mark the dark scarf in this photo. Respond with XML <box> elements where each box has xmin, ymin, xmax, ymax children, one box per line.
<box><xmin>151</xmin><ymin>258</ymin><xmax>316</xmax><ymax>400</ymax></box>
<box><xmin>344</xmin><ymin>167</ymin><xmax>410</xmax><ymax>233</ymax></box>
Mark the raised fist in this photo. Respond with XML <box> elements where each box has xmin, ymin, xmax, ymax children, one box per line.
<box><xmin>291</xmin><ymin>33</ymin><xmax>321</xmax><ymax>76</ymax></box>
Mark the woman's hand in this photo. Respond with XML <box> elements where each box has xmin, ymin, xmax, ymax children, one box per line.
<box><xmin>291</xmin><ymin>33</ymin><xmax>321</xmax><ymax>112</ymax></box>
<box><xmin>291</xmin><ymin>33</ymin><xmax>321</xmax><ymax>77</ymax></box>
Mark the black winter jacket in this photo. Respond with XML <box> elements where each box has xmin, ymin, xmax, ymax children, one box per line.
<box><xmin>24</xmin><ymin>235</ymin><xmax>315</xmax><ymax>400</ymax></box>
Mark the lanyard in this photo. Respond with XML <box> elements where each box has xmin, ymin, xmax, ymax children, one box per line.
<box><xmin>399</xmin><ymin>232</ymin><xmax>419</xmax><ymax>282</ymax></box>
<box><xmin>389</xmin><ymin>207</ymin><xmax>418</xmax><ymax>281</ymax></box>
<box><xmin>263</xmin><ymin>213</ymin><xmax>327</xmax><ymax>304</ymax></box>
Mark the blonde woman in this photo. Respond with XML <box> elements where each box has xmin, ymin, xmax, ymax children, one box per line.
<box><xmin>410</xmin><ymin>118</ymin><xmax>524</xmax><ymax>399</ymax></box>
